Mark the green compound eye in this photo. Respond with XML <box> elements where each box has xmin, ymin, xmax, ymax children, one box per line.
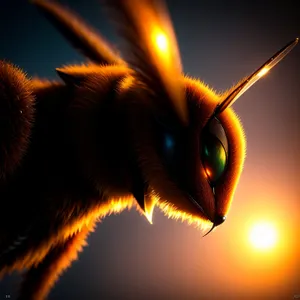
<box><xmin>202</xmin><ymin>135</ymin><xmax>227</xmax><ymax>184</ymax></box>
<box><xmin>201</xmin><ymin>117</ymin><xmax>228</xmax><ymax>185</ymax></box>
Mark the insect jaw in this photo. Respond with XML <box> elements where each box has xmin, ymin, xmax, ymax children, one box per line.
<box><xmin>133</xmin><ymin>180</ymin><xmax>213</xmax><ymax>226</ymax></box>
<box><xmin>202</xmin><ymin>214</ymin><xmax>227</xmax><ymax>237</ymax></box>
<box><xmin>138</xmin><ymin>193</ymin><xmax>158</xmax><ymax>225</ymax></box>
<box><xmin>187</xmin><ymin>189</ymin><xmax>227</xmax><ymax>236</ymax></box>
<box><xmin>187</xmin><ymin>193</ymin><xmax>210</xmax><ymax>220</ymax></box>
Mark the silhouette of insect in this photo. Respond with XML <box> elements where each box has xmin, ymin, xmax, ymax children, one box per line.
<box><xmin>0</xmin><ymin>0</ymin><xmax>297</xmax><ymax>299</ymax></box>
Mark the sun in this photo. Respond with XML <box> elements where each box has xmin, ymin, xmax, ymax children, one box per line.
<box><xmin>249</xmin><ymin>221</ymin><xmax>278</xmax><ymax>250</ymax></box>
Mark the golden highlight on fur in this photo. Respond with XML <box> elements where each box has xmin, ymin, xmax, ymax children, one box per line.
<box><xmin>1</xmin><ymin>0</ymin><xmax>295</xmax><ymax>298</ymax></box>
<box><xmin>0</xmin><ymin>61</ymin><xmax>35</xmax><ymax>180</ymax></box>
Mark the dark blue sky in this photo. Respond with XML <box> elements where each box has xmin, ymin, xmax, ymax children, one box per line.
<box><xmin>1</xmin><ymin>1</ymin><xmax>299</xmax><ymax>299</ymax></box>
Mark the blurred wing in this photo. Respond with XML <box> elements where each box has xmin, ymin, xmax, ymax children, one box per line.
<box><xmin>32</xmin><ymin>0</ymin><xmax>124</xmax><ymax>65</ymax></box>
<box><xmin>106</xmin><ymin>0</ymin><xmax>188</xmax><ymax>125</ymax></box>
<box><xmin>216</xmin><ymin>38</ymin><xmax>299</xmax><ymax>114</ymax></box>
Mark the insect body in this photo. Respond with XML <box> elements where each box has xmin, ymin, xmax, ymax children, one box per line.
<box><xmin>0</xmin><ymin>0</ymin><xmax>297</xmax><ymax>299</ymax></box>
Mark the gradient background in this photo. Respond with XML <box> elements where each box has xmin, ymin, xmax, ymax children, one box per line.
<box><xmin>0</xmin><ymin>0</ymin><xmax>299</xmax><ymax>299</ymax></box>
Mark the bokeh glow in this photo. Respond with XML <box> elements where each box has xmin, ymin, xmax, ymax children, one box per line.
<box><xmin>155</xmin><ymin>32</ymin><xmax>168</xmax><ymax>53</ymax></box>
<box><xmin>249</xmin><ymin>221</ymin><xmax>278</xmax><ymax>250</ymax></box>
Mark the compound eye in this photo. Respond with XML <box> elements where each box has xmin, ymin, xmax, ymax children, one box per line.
<box><xmin>201</xmin><ymin>118</ymin><xmax>228</xmax><ymax>185</ymax></box>
<box><xmin>202</xmin><ymin>135</ymin><xmax>227</xmax><ymax>183</ymax></box>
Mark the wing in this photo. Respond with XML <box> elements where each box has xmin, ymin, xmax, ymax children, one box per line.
<box><xmin>105</xmin><ymin>0</ymin><xmax>188</xmax><ymax>125</ymax></box>
<box><xmin>32</xmin><ymin>0</ymin><xmax>125</xmax><ymax>65</ymax></box>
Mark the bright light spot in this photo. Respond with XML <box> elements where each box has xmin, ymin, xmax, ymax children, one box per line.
<box><xmin>155</xmin><ymin>32</ymin><xmax>168</xmax><ymax>53</ymax></box>
<box><xmin>143</xmin><ymin>195</ymin><xmax>158</xmax><ymax>225</ymax></box>
<box><xmin>249</xmin><ymin>222</ymin><xmax>278</xmax><ymax>250</ymax></box>
<box><xmin>206</xmin><ymin>169</ymin><xmax>211</xmax><ymax>176</ymax></box>
<box><xmin>257</xmin><ymin>67</ymin><xmax>269</xmax><ymax>77</ymax></box>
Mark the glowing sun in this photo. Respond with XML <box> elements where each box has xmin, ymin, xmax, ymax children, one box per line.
<box><xmin>249</xmin><ymin>222</ymin><xmax>278</xmax><ymax>250</ymax></box>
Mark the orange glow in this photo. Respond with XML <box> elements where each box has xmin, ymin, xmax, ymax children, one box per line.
<box><xmin>0</xmin><ymin>196</ymin><xmax>136</xmax><ymax>278</ymax></box>
<box><xmin>144</xmin><ymin>194</ymin><xmax>158</xmax><ymax>224</ymax></box>
<box><xmin>205</xmin><ymin>168</ymin><xmax>211</xmax><ymax>177</ymax></box>
<box><xmin>257</xmin><ymin>67</ymin><xmax>269</xmax><ymax>77</ymax></box>
<box><xmin>155</xmin><ymin>31</ymin><xmax>168</xmax><ymax>53</ymax></box>
<box><xmin>248</xmin><ymin>221</ymin><xmax>278</xmax><ymax>250</ymax></box>
<box><xmin>151</xmin><ymin>28</ymin><xmax>171</xmax><ymax>65</ymax></box>
<box><xmin>156</xmin><ymin>199</ymin><xmax>212</xmax><ymax>231</ymax></box>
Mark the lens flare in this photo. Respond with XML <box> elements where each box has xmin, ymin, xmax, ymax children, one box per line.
<box><xmin>155</xmin><ymin>32</ymin><xmax>168</xmax><ymax>53</ymax></box>
<box><xmin>257</xmin><ymin>67</ymin><xmax>269</xmax><ymax>77</ymax></box>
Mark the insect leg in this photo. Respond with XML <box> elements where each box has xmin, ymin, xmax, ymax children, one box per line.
<box><xmin>17</xmin><ymin>222</ymin><xmax>96</xmax><ymax>300</ymax></box>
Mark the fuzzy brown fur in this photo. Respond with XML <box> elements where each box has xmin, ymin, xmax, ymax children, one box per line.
<box><xmin>0</xmin><ymin>61</ymin><xmax>35</xmax><ymax>180</ymax></box>
<box><xmin>17</xmin><ymin>222</ymin><xmax>95</xmax><ymax>300</ymax></box>
<box><xmin>0</xmin><ymin>1</ymin><xmax>249</xmax><ymax>299</ymax></box>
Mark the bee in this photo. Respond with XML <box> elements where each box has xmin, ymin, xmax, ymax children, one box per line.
<box><xmin>0</xmin><ymin>0</ymin><xmax>297</xmax><ymax>299</ymax></box>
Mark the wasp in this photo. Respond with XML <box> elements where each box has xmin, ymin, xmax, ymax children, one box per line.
<box><xmin>0</xmin><ymin>0</ymin><xmax>297</xmax><ymax>299</ymax></box>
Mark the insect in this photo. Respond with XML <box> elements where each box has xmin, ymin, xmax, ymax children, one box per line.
<box><xmin>0</xmin><ymin>0</ymin><xmax>297</xmax><ymax>299</ymax></box>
